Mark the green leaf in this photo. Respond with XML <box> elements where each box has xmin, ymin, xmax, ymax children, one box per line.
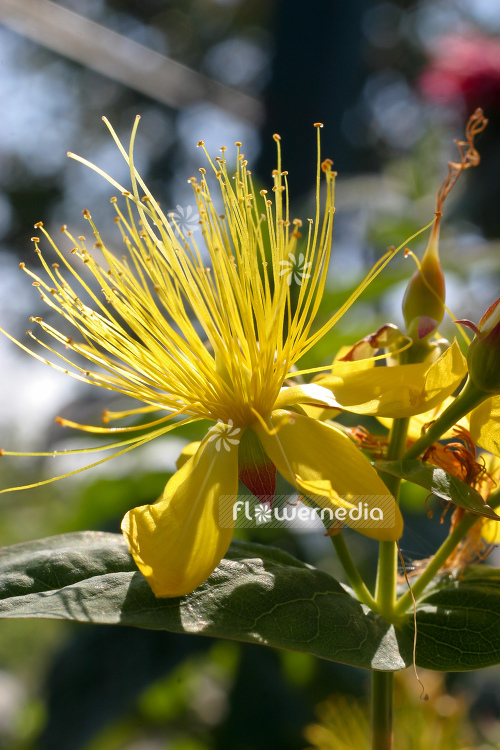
<box><xmin>401</xmin><ymin>567</ymin><xmax>500</xmax><ymax>671</ymax></box>
<box><xmin>376</xmin><ymin>459</ymin><xmax>500</xmax><ymax>519</ymax></box>
<box><xmin>0</xmin><ymin>532</ymin><xmax>413</xmax><ymax>672</ymax></box>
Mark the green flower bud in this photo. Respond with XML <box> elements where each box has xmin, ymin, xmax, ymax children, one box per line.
<box><xmin>402</xmin><ymin>109</ymin><xmax>487</xmax><ymax>345</ymax></box>
<box><xmin>402</xmin><ymin>219</ymin><xmax>445</xmax><ymax>341</ymax></box>
<box><xmin>465</xmin><ymin>298</ymin><xmax>500</xmax><ymax>394</ymax></box>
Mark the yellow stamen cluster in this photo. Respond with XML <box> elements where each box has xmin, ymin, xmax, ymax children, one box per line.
<box><xmin>0</xmin><ymin>117</ymin><xmax>415</xmax><ymax>491</ymax></box>
<box><xmin>4</xmin><ymin>120</ymin><xmax>335</xmax><ymax>434</ymax></box>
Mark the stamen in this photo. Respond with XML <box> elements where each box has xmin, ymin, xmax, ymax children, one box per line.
<box><xmin>0</xmin><ymin>420</ymin><xmax>196</xmax><ymax>494</ymax></box>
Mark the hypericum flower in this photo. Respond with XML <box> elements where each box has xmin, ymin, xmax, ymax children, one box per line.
<box><xmin>426</xmin><ymin>439</ymin><xmax>500</xmax><ymax>570</ymax></box>
<box><xmin>315</xmin><ymin>339</ymin><xmax>467</xmax><ymax>418</ymax></box>
<box><xmin>1</xmin><ymin>118</ymin><xmax>403</xmax><ymax>598</ymax></box>
<box><xmin>446</xmin><ymin>298</ymin><xmax>500</xmax><ymax>459</ymax></box>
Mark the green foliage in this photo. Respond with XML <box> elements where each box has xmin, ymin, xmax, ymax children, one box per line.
<box><xmin>0</xmin><ymin>532</ymin><xmax>413</xmax><ymax>672</ymax></box>
<box><xmin>376</xmin><ymin>459</ymin><xmax>500</xmax><ymax>518</ymax></box>
<box><xmin>3</xmin><ymin>532</ymin><xmax>500</xmax><ymax>674</ymax></box>
<box><xmin>402</xmin><ymin>566</ymin><xmax>500</xmax><ymax>671</ymax></box>
<box><xmin>62</xmin><ymin>473</ymin><xmax>171</xmax><ymax>533</ymax></box>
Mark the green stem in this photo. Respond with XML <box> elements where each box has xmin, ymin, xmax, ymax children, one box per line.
<box><xmin>394</xmin><ymin>511</ymin><xmax>478</xmax><ymax>615</ymax></box>
<box><xmin>375</xmin><ymin>417</ymin><xmax>410</xmax><ymax>618</ymax></box>
<box><xmin>370</xmin><ymin>417</ymin><xmax>409</xmax><ymax>750</ymax></box>
<box><xmin>330</xmin><ymin>533</ymin><xmax>378</xmax><ymax>611</ymax></box>
<box><xmin>378</xmin><ymin>417</ymin><xmax>411</xmax><ymax>496</ymax></box>
<box><xmin>403</xmin><ymin>378</ymin><xmax>486</xmax><ymax>460</ymax></box>
<box><xmin>488</xmin><ymin>487</ymin><xmax>500</xmax><ymax>510</ymax></box>
<box><xmin>368</xmin><ymin>351</ymin><xmax>487</xmax><ymax>750</ymax></box>
<box><xmin>371</xmin><ymin>671</ymin><xmax>393</xmax><ymax>750</ymax></box>
<box><xmin>391</xmin><ymin>377</ymin><xmax>492</xmax><ymax>616</ymax></box>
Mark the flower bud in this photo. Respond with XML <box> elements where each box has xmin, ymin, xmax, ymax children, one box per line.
<box><xmin>465</xmin><ymin>297</ymin><xmax>500</xmax><ymax>394</ymax></box>
<box><xmin>402</xmin><ymin>219</ymin><xmax>445</xmax><ymax>341</ymax></box>
<box><xmin>402</xmin><ymin>109</ymin><xmax>487</xmax><ymax>344</ymax></box>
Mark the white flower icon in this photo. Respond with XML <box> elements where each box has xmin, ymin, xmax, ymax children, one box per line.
<box><xmin>168</xmin><ymin>204</ymin><xmax>200</xmax><ymax>235</ymax></box>
<box><xmin>254</xmin><ymin>504</ymin><xmax>272</xmax><ymax>524</ymax></box>
<box><xmin>279</xmin><ymin>252</ymin><xmax>312</xmax><ymax>286</ymax></box>
<box><xmin>207</xmin><ymin>419</ymin><xmax>241</xmax><ymax>452</ymax></box>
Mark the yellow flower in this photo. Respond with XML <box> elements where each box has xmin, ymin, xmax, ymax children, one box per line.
<box><xmin>476</xmin><ymin>452</ymin><xmax>500</xmax><ymax>545</ymax></box>
<box><xmin>1</xmin><ymin>118</ymin><xmax>403</xmax><ymax>598</ymax></box>
<box><xmin>315</xmin><ymin>340</ymin><xmax>467</xmax><ymax>418</ymax></box>
<box><xmin>469</xmin><ymin>396</ymin><xmax>500</xmax><ymax>457</ymax></box>
<box><xmin>377</xmin><ymin>397</ymin><xmax>469</xmax><ymax>441</ymax></box>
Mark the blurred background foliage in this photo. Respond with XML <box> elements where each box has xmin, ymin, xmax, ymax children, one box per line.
<box><xmin>1</xmin><ymin>0</ymin><xmax>500</xmax><ymax>748</ymax></box>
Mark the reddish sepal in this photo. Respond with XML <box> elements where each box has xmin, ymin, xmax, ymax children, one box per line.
<box><xmin>238</xmin><ymin>428</ymin><xmax>276</xmax><ymax>506</ymax></box>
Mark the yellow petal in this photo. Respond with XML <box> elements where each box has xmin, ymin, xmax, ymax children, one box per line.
<box><xmin>478</xmin><ymin>451</ymin><xmax>500</xmax><ymax>491</ymax></box>
<box><xmin>478</xmin><ymin>452</ymin><xmax>500</xmax><ymax>541</ymax></box>
<box><xmin>299</xmin><ymin>405</ymin><xmax>335</xmax><ymax>421</ymax></box>
<box><xmin>176</xmin><ymin>441</ymin><xmax>201</xmax><ymax>470</ymax></box>
<box><xmin>377</xmin><ymin>397</ymin><xmax>469</xmax><ymax>440</ymax></box>
<box><xmin>121</xmin><ymin>433</ymin><xmax>239</xmax><ymax>598</ymax></box>
<box><xmin>274</xmin><ymin>383</ymin><xmax>342</xmax><ymax>410</ymax></box>
<box><xmin>481</xmin><ymin>518</ymin><xmax>500</xmax><ymax>545</ymax></box>
<box><xmin>470</xmin><ymin>396</ymin><xmax>500</xmax><ymax>456</ymax></box>
<box><xmin>252</xmin><ymin>410</ymin><xmax>403</xmax><ymax>541</ymax></box>
<box><xmin>317</xmin><ymin>341</ymin><xmax>466</xmax><ymax>417</ymax></box>
<box><xmin>333</xmin><ymin>344</ymin><xmax>371</xmax><ymax>363</ymax></box>
<box><xmin>274</xmin><ymin>383</ymin><xmax>342</xmax><ymax>422</ymax></box>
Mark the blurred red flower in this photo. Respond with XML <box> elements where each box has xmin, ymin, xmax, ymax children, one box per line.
<box><xmin>420</xmin><ymin>33</ymin><xmax>500</xmax><ymax>111</ymax></box>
